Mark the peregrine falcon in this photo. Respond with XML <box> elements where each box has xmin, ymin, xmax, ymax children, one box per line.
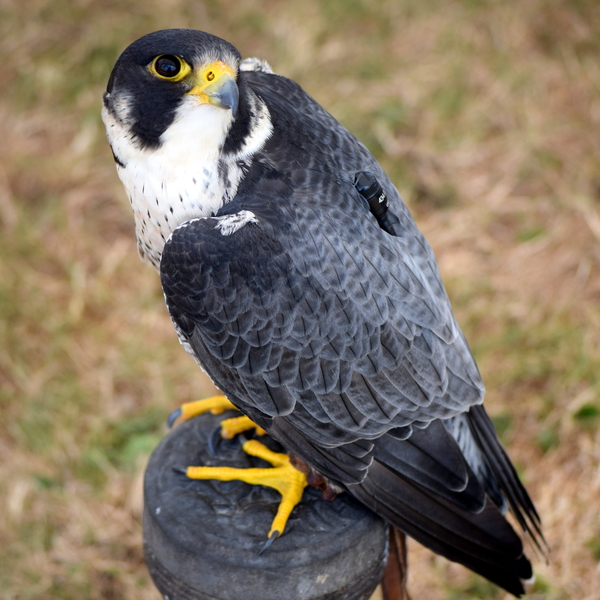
<box><xmin>102</xmin><ymin>29</ymin><xmax>544</xmax><ymax>596</ymax></box>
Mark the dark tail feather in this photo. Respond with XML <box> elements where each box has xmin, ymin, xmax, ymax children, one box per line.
<box><xmin>467</xmin><ymin>405</ymin><xmax>546</xmax><ymax>553</ymax></box>
<box><xmin>350</xmin><ymin>461</ymin><xmax>531</xmax><ymax>597</ymax></box>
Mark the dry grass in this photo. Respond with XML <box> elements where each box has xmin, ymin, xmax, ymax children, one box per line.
<box><xmin>1</xmin><ymin>0</ymin><xmax>599</xmax><ymax>598</ymax></box>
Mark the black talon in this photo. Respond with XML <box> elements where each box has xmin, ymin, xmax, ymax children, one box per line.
<box><xmin>172</xmin><ymin>466</ymin><xmax>188</xmax><ymax>476</ymax></box>
<box><xmin>208</xmin><ymin>425</ymin><xmax>224</xmax><ymax>456</ymax></box>
<box><xmin>206</xmin><ymin>424</ymin><xmax>249</xmax><ymax>456</ymax></box>
<box><xmin>259</xmin><ymin>530</ymin><xmax>280</xmax><ymax>555</ymax></box>
<box><xmin>167</xmin><ymin>407</ymin><xmax>182</xmax><ymax>429</ymax></box>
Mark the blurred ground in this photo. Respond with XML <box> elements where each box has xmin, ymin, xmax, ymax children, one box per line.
<box><xmin>1</xmin><ymin>0</ymin><xmax>599</xmax><ymax>598</ymax></box>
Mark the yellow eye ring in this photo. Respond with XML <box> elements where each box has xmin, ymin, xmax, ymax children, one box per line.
<box><xmin>149</xmin><ymin>55</ymin><xmax>192</xmax><ymax>82</ymax></box>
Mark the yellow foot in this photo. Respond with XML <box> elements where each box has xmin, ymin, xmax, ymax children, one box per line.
<box><xmin>220</xmin><ymin>415</ymin><xmax>267</xmax><ymax>439</ymax></box>
<box><xmin>168</xmin><ymin>396</ymin><xmax>266</xmax><ymax>439</ymax></box>
<box><xmin>183</xmin><ymin>439</ymin><xmax>308</xmax><ymax>545</ymax></box>
<box><xmin>167</xmin><ymin>395</ymin><xmax>235</xmax><ymax>427</ymax></box>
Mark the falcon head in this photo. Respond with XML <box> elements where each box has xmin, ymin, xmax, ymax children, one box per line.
<box><xmin>102</xmin><ymin>29</ymin><xmax>241</xmax><ymax>152</ymax></box>
<box><xmin>101</xmin><ymin>30</ymin><xmax>273</xmax><ymax>269</ymax></box>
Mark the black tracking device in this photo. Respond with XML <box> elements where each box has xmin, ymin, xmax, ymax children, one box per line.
<box><xmin>354</xmin><ymin>171</ymin><xmax>400</xmax><ymax>236</ymax></box>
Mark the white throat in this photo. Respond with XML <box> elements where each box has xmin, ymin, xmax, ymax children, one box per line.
<box><xmin>103</xmin><ymin>92</ymin><xmax>271</xmax><ymax>270</ymax></box>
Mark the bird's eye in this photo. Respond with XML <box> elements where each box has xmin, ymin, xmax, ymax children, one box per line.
<box><xmin>154</xmin><ymin>55</ymin><xmax>181</xmax><ymax>78</ymax></box>
<box><xmin>149</xmin><ymin>55</ymin><xmax>193</xmax><ymax>82</ymax></box>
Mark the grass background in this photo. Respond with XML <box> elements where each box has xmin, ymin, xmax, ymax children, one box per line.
<box><xmin>1</xmin><ymin>0</ymin><xmax>600</xmax><ymax>598</ymax></box>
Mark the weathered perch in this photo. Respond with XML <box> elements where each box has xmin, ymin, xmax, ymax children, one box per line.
<box><xmin>143</xmin><ymin>412</ymin><xmax>393</xmax><ymax>600</ymax></box>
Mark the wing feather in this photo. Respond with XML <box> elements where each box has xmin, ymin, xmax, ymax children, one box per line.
<box><xmin>157</xmin><ymin>67</ymin><xmax>543</xmax><ymax>595</ymax></box>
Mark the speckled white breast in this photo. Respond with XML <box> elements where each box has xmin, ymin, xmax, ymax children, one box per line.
<box><xmin>103</xmin><ymin>89</ymin><xmax>273</xmax><ymax>270</ymax></box>
<box><xmin>102</xmin><ymin>97</ymin><xmax>234</xmax><ymax>268</ymax></box>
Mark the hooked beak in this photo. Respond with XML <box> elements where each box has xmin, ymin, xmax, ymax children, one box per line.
<box><xmin>187</xmin><ymin>67</ymin><xmax>239</xmax><ymax>117</ymax></box>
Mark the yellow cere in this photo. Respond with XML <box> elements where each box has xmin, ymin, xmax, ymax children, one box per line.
<box><xmin>186</xmin><ymin>61</ymin><xmax>236</xmax><ymax>98</ymax></box>
<box><xmin>201</xmin><ymin>61</ymin><xmax>235</xmax><ymax>85</ymax></box>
